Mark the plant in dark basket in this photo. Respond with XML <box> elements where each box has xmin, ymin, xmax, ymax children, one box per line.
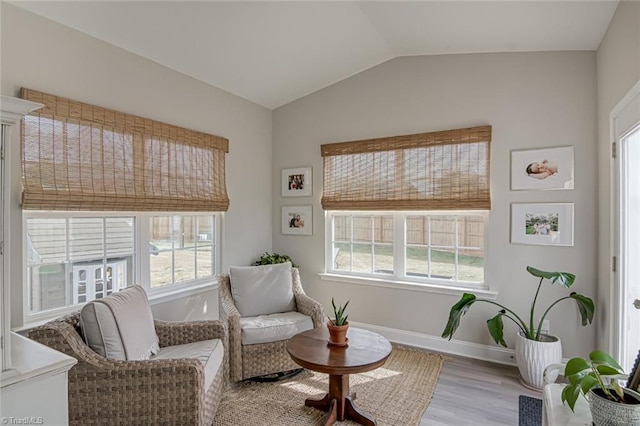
<box><xmin>252</xmin><ymin>252</ymin><xmax>298</xmax><ymax>268</ymax></box>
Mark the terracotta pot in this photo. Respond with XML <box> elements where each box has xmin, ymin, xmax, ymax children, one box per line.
<box><xmin>515</xmin><ymin>332</ymin><xmax>562</xmax><ymax>390</ymax></box>
<box><xmin>589</xmin><ymin>387</ymin><xmax>640</xmax><ymax>426</ymax></box>
<box><xmin>327</xmin><ymin>322</ymin><xmax>349</xmax><ymax>345</ymax></box>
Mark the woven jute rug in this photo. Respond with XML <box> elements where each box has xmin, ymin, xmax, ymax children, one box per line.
<box><xmin>213</xmin><ymin>346</ymin><xmax>445</xmax><ymax>426</ymax></box>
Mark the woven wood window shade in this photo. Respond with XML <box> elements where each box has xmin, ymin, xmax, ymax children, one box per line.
<box><xmin>21</xmin><ymin>88</ymin><xmax>229</xmax><ymax>212</ymax></box>
<box><xmin>321</xmin><ymin>125</ymin><xmax>491</xmax><ymax>211</ymax></box>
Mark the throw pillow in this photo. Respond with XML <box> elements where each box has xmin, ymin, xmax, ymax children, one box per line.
<box><xmin>229</xmin><ymin>262</ymin><xmax>296</xmax><ymax>317</ymax></box>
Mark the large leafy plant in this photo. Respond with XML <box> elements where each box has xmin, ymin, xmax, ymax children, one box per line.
<box><xmin>442</xmin><ymin>266</ymin><xmax>594</xmax><ymax>346</ymax></box>
<box><xmin>252</xmin><ymin>252</ymin><xmax>298</xmax><ymax>268</ymax></box>
<box><xmin>562</xmin><ymin>350</ymin><xmax>629</xmax><ymax>411</ymax></box>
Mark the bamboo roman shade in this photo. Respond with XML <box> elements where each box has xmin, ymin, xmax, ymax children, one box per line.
<box><xmin>321</xmin><ymin>125</ymin><xmax>491</xmax><ymax>210</ymax></box>
<box><xmin>21</xmin><ymin>88</ymin><xmax>229</xmax><ymax>212</ymax></box>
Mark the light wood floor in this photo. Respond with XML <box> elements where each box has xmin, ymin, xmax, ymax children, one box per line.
<box><xmin>421</xmin><ymin>354</ymin><xmax>542</xmax><ymax>425</ymax></box>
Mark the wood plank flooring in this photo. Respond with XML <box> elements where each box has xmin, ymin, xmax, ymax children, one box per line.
<box><xmin>421</xmin><ymin>354</ymin><xmax>542</xmax><ymax>425</ymax></box>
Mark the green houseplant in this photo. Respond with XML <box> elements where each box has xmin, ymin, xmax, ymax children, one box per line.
<box><xmin>327</xmin><ymin>298</ymin><xmax>349</xmax><ymax>345</ymax></box>
<box><xmin>562</xmin><ymin>350</ymin><xmax>640</xmax><ymax>425</ymax></box>
<box><xmin>442</xmin><ymin>266</ymin><xmax>595</xmax><ymax>389</ymax></box>
<box><xmin>252</xmin><ymin>252</ymin><xmax>298</xmax><ymax>268</ymax></box>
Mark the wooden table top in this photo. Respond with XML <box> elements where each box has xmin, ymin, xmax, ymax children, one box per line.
<box><xmin>287</xmin><ymin>327</ymin><xmax>392</xmax><ymax>376</ymax></box>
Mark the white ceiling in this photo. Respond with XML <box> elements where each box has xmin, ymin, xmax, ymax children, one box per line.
<box><xmin>11</xmin><ymin>1</ymin><xmax>619</xmax><ymax>109</ymax></box>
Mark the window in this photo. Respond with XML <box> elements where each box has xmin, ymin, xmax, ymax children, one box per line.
<box><xmin>20</xmin><ymin>89</ymin><xmax>228</xmax><ymax>322</ymax></box>
<box><xmin>25</xmin><ymin>212</ymin><xmax>219</xmax><ymax>318</ymax></box>
<box><xmin>328</xmin><ymin>212</ymin><xmax>485</xmax><ymax>286</ymax></box>
<box><xmin>322</xmin><ymin>126</ymin><xmax>491</xmax><ymax>289</ymax></box>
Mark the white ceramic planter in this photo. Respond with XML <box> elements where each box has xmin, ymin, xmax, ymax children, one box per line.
<box><xmin>514</xmin><ymin>332</ymin><xmax>562</xmax><ymax>390</ymax></box>
<box><xmin>589</xmin><ymin>387</ymin><xmax>640</xmax><ymax>426</ymax></box>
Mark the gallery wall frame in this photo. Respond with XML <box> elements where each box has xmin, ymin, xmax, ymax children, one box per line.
<box><xmin>511</xmin><ymin>203</ymin><xmax>574</xmax><ymax>246</ymax></box>
<box><xmin>511</xmin><ymin>146</ymin><xmax>574</xmax><ymax>190</ymax></box>
<box><xmin>281</xmin><ymin>205</ymin><xmax>312</xmax><ymax>236</ymax></box>
<box><xmin>282</xmin><ymin>166</ymin><xmax>312</xmax><ymax>197</ymax></box>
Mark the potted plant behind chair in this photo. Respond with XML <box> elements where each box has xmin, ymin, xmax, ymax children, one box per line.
<box><xmin>441</xmin><ymin>266</ymin><xmax>595</xmax><ymax>390</ymax></box>
<box><xmin>253</xmin><ymin>252</ymin><xmax>298</xmax><ymax>268</ymax></box>
<box><xmin>562</xmin><ymin>350</ymin><xmax>640</xmax><ymax>426</ymax></box>
<box><xmin>327</xmin><ymin>298</ymin><xmax>349</xmax><ymax>346</ymax></box>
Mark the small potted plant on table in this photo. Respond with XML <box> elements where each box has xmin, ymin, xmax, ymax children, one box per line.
<box><xmin>327</xmin><ymin>298</ymin><xmax>349</xmax><ymax>346</ymax></box>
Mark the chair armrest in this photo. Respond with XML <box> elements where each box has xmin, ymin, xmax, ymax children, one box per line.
<box><xmin>292</xmin><ymin>268</ymin><xmax>324</xmax><ymax>328</ymax></box>
<box><xmin>218</xmin><ymin>274</ymin><xmax>243</xmax><ymax>382</ymax></box>
<box><xmin>155</xmin><ymin>319</ymin><xmax>227</xmax><ymax>347</ymax></box>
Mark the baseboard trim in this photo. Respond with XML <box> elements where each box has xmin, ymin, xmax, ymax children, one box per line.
<box><xmin>349</xmin><ymin>321</ymin><xmax>517</xmax><ymax>366</ymax></box>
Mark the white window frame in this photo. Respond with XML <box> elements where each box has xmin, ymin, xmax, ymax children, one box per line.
<box><xmin>22</xmin><ymin>211</ymin><xmax>222</xmax><ymax>325</ymax></box>
<box><xmin>322</xmin><ymin>210</ymin><xmax>497</xmax><ymax>299</ymax></box>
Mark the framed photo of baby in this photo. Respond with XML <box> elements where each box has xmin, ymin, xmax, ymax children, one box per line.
<box><xmin>282</xmin><ymin>166</ymin><xmax>312</xmax><ymax>197</ymax></box>
<box><xmin>510</xmin><ymin>146</ymin><xmax>574</xmax><ymax>190</ymax></box>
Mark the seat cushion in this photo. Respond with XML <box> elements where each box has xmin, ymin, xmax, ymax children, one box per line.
<box><xmin>80</xmin><ymin>285</ymin><xmax>159</xmax><ymax>361</ymax></box>
<box><xmin>229</xmin><ymin>262</ymin><xmax>296</xmax><ymax>317</ymax></box>
<box><xmin>240</xmin><ymin>311</ymin><xmax>313</xmax><ymax>345</ymax></box>
<box><xmin>152</xmin><ymin>339</ymin><xmax>224</xmax><ymax>391</ymax></box>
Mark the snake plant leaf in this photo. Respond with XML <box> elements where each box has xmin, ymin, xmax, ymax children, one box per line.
<box><xmin>589</xmin><ymin>350</ymin><xmax>624</xmax><ymax>372</ymax></box>
<box><xmin>526</xmin><ymin>266</ymin><xmax>575</xmax><ymax>288</ymax></box>
<box><xmin>441</xmin><ymin>293</ymin><xmax>477</xmax><ymax>340</ymax></box>
<box><xmin>565</xmin><ymin>357</ymin><xmax>591</xmax><ymax>377</ymax></box>
<box><xmin>486</xmin><ymin>313</ymin><xmax>507</xmax><ymax>347</ymax></box>
<box><xmin>570</xmin><ymin>293</ymin><xmax>594</xmax><ymax>326</ymax></box>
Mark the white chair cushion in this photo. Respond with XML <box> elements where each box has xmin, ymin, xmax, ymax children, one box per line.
<box><xmin>80</xmin><ymin>285</ymin><xmax>159</xmax><ymax>361</ymax></box>
<box><xmin>152</xmin><ymin>339</ymin><xmax>224</xmax><ymax>391</ymax></box>
<box><xmin>229</xmin><ymin>262</ymin><xmax>296</xmax><ymax>317</ymax></box>
<box><xmin>240</xmin><ymin>311</ymin><xmax>313</xmax><ymax>345</ymax></box>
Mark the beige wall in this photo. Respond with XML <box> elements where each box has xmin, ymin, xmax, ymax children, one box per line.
<box><xmin>1</xmin><ymin>4</ymin><xmax>273</xmax><ymax>325</ymax></box>
<box><xmin>273</xmin><ymin>51</ymin><xmax>598</xmax><ymax>359</ymax></box>
<box><xmin>596</xmin><ymin>1</ymin><xmax>640</xmax><ymax>351</ymax></box>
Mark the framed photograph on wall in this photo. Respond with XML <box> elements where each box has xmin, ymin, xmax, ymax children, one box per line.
<box><xmin>511</xmin><ymin>146</ymin><xmax>574</xmax><ymax>190</ymax></box>
<box><xmin>511</xmin><ymin>203</ymin><xmax>574</xmax><ymax>246</ymax></box>
<box><xmin>282</xmin><ymin>205</ymin><xmax>312</xmax><ymax>236</ymax></box>
<box><xmin>282</xmin><ymin>166</ymin><xmax>312</xmax><ymax>197</ymax></box>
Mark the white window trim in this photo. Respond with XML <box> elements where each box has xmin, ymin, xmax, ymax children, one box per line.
<box><xmin>21</xmin><ymin>210</ymin><xmax>222</xmax><ymax>327</ymax></box>
<box><xmin>324</xmin><ymin>210</ymin><xmax>495</xmax><ymax>298</ymax></box>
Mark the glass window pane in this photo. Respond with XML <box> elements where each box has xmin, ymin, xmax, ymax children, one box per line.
<box><xmin>333</xmin><ymin>216</ymin><xmax>351</xmax><ymax>242</ymax></box>
<box><xmin>373</xmin><ymin>245</ymin><xmax>393</xmax><ymax>274</ymax></box>
<box><xmin>69</xmin><ymin>218</ymin><xmax>104</xmax><ymax>261</ymax></box>
<box><xmin>352</xmin><ymin>243</ymin><xmax>372</xmax><ymax>273</ymax></box>
<box><xmin>28</xmin><ymin>264</ymin><xmax>67</xmax><ymax>312</ymax></box>
<box><xmin>373</xmin><ymin>216</ymin><xmax>393</xmax><ymax>243</ymax></box>
<box><xmin>406</xmin><ymin>216</ymin><xmax>428</xmax><ymax>246</ymax></box>
<box><xmin>106</xmin><ymin>217</ymin><xmax>135</xmax><ymax>256</ymax></box>
<box><xmin>174</xmin><ymin>249</ymin><xmax>196</xmax><ymax>283</ymax></box>
<box><xmin>197</xmin><ymin>246</ymin><xmax>213</xmax><ymax>278</ymax></box>
<box><xmin>150</xmin><ymin>251</ymin><xmax>173</xmax><ymax>288</ymax></box>
<box><xmin>150</xmin><ymin>216</ymin><xmax>174</xmax><ymax>250</ymax></box>
<box><xmin>352</xmin><ymin>217</ymin><xmax>372</xmax><ymax>243</ymax></box>
<box><xmin>333</xmin><ymin>243</ymin><xmax>351</xmax><ymax>271</ymax></box>
<box><xmin>196</xmin><ymin>216</ymin><xmax>214</xmax><ymax>246</ymax></box>
<box><xmin>430</xmin><ymin>216</ymin><xmax>456</xmax><ymax>247</ymax></box>
<box><xmin>27</xmin><ymin>218</ymin><xmax>66</xmax><ymax>264</ymax></box>
<box><xmin>181</xmin><ymin>216</ymin><xmax>196</xmax><ymax>249</ymax></box>
<box><xmin>406</xmin><ymin>247</ymin><xmax>429</xmax><ymax>277</ymax></box>
<box><xmin>430</xmin><ymin>248</ymin><xmax>455</xmax><ymax>279</ymax></box>
<box><xmin>459</xmin><ymin>216</ymin><xmax>484</xmax><ymax>249</ymax></box>
<box><xmin>458</xmin><ymin>249</ymin><xmax>484</xmax><ymax>283</ymax></box>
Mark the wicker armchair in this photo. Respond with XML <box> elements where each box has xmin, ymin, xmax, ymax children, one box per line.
<box><xmin>219</xmin><ymin>267</ymin><xmax>324</xmax><ymax>382</ymax></box>
<box><xmin>29</xmin><ymin>313</ymin><xmax>228</xmax><ymax>426</ymax></box>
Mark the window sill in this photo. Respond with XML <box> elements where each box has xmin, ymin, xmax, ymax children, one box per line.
<box><xmin>318</xmin><ymin>272</ymin><xmax>498</xmax><ymax>300</ymax></box>
<box><xmin>15</xmin><ymin>280</ymin><xmax>219</xmax><ymax>333</ymax></box>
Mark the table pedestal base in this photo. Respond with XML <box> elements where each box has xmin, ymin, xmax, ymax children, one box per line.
<box><xmin>305</xmin><ymin>374</ymin><xmax>376</xmax><ymax>426</ymax></box>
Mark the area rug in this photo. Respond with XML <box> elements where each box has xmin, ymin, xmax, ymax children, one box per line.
<box><xmin>518</xmin><ymin>395</ymin><xmax>543</xmax><ymax>426</ymax></box>
<box><xmin>213</xmin><ymin>346</ymin><xmax>445</xmax><ymax>426</ymax></box>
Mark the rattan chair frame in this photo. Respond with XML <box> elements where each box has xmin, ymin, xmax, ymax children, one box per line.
<box><xmin>218</xmin><ymin>267</ymin><xmax>324</xmax><ymax>382</ymax></box>
<box><xmin>29</xmin><ymin>313</ymin><xmax>228</xmax><ymax>426</ymax></box>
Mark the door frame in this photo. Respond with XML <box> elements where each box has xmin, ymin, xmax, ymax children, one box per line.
<box><xmin>611</xmin><ymin>79</ymin><xmax>640</xmax><ymax>367</ymax></box>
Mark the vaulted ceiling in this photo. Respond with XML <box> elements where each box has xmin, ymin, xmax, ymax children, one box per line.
<box><xmin>11</xmin><ymin>1</ymin><xmax>619</xmax><ymax>109</ymax></box>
